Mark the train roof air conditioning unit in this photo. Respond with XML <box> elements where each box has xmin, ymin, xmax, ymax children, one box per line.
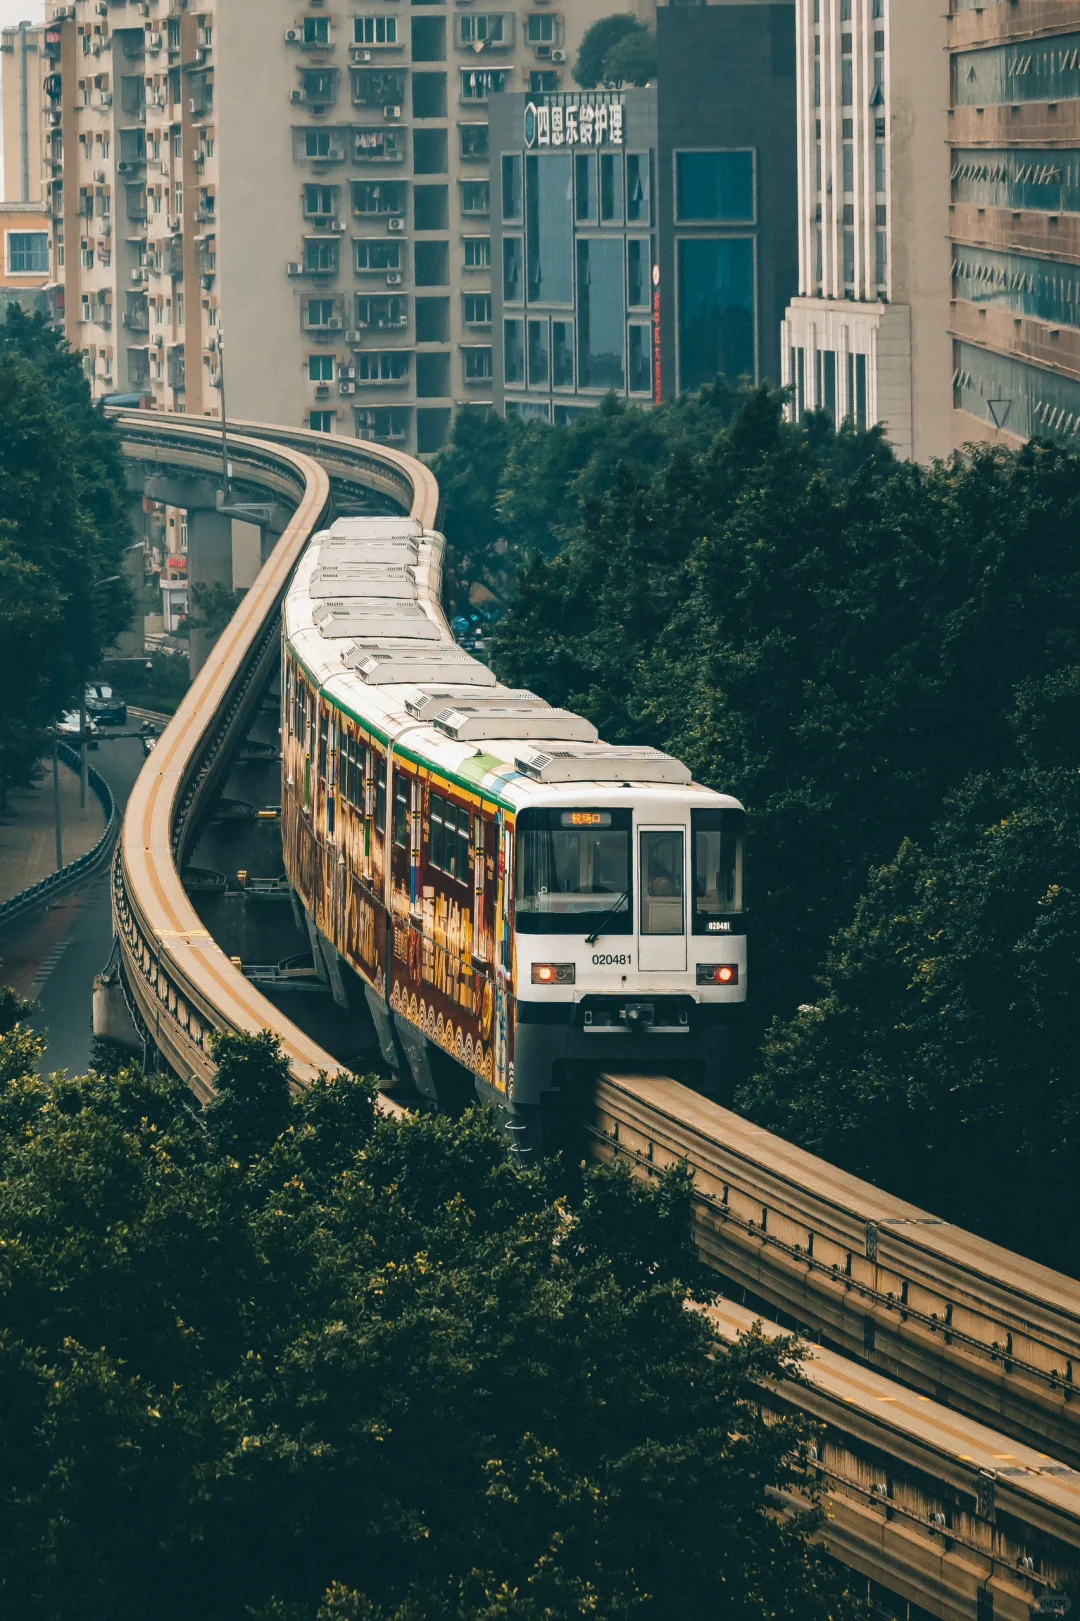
<box><xmin>346</xmin><ymin>646</ymin><xmax>496</xmax><ymax>686</ymax></box>
<box><xmin>312</xmin><ymin>599</ymin><xmax>441</xmax><ymax>640</ymax></box>
<box><xmin>435</xmin><ymin>704</ymin><xmax>596</xmax><ymax>744</ymax></box>
<box><xmin>514</xmin><ymin>744</ymin><xmax>692</xmax><ymax>785</ymax></box>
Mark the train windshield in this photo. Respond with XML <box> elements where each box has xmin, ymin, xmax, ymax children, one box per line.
<box><xmin>516</xmin><ymin>807</ymin><xmax>632</xmax><ymax>934</ymax></box>
<box><xmin>691</xmin><ymin>808</ymin><xmax>745</xmax><ymax>932</ymax></box>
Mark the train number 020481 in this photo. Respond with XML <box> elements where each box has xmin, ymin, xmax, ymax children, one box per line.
<box><xmin>592</xmin><ymin>953</ymin><xmax>631</xmax><ymax>966</ymax></box>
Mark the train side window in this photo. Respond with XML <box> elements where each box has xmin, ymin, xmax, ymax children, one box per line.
<box><xmin>375</xmin><ymin>754</ymin><xmax>387</xmax><ymax>836</ymax></box>
<box><xmin>318</xmin><ymin>710</ymin><xmax>329</xmax><ymax>782</ymax></box>
<box><xmin>393</xmin><ymin>777</ymin><xmax>409</xmax><ymax>848</ymax></box>
<box><xmin>429</xmin><ymin>791</ymin><xmax>471</xmax><ymax>883</ymax></box>
<box><xmin>691</xmin><ymin>808</ymin><xmax>745</xmax><ymax>933</ymax></box>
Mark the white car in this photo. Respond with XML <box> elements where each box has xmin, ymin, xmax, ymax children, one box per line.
<box><xmin>58</xmin><ymin>710</ymin><xmax>100</xmax><ymax>738</ymax></box>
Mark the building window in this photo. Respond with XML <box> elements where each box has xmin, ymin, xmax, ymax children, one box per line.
<box><xmin>600</xmin><ymin>153</ymin><xmax>624</xmax><ymax>222</ymax></box>
<box><xmin>460</xmin><ymin>69</ymin><xmax>509</xmax><ymax>101</ymax></box>
<box><xmin>306</xmin><ymin>298</ymin><xmax>338</xmax><ymax>329</ymax></box>
<box><xmin>463</xmin><ymin>292</ymin><xmax>492</xmax><ymax>325</ymax></box>
<box><xmin>527</xmin><ymin>14</ymin><xmax>555</xmax><ymax>44</ymax></box>
<box><xmin>504</xmin><ymin>318</ymin><xmax>525</xmax><ymax>384</ymax></box>
<box><xmin>576</xmin><ymin>237</ymin><xmax>625</xmax><ymax>391</ymax></box>
<box><xmin>843</xmin><ymin>228</ymin><xmax>855</xmax><ymax>285</ymax></box>
<box><xmin>304</xmin><ymin>184</ymin><xmax>338</xmax><ymax>218</ymax></box>
<box><xmin>302</xmin><ymin>70</ymin><xmax>337</xmax><ymax>105</ymax></box>
<box><xmin>355</xmin><ymin>405</ymin><xmax>410</xmax><ymax>442</ymax></box>
<box><xmin>6</xmin><ymin>232</ymin><xmax>49</xmax><ymax>274</ymax></box>
<box><xmin>464</xmin><ymin>236</ymin><xmax>491</xmax><ymax>268</ymax></box>
<box><xmin>503</xmin><ymin>235</ymin><xmax>523</xmax><ymax>302</ymax></box>
<box><xmin>355</xmin><ymin>240</ymin><xmax>400</xmax><ymax>273</ymax></box>
<box><xmin>575</xmin><ymin>153</ymin><xmax>597</xmax><ymax>222</ymax></box>
<box><xmin>355</xmin><ymin>295</ymin><xmax>407</xmax><ymax>329</ymax></box>
<box><xmin>627</xmin><ymin>239</ymin><xmax>648</xmax><ymax>309</ymax></box>
<box><xmin>310</xmin><ymin>411</ymin><xmax>335</xmax><ymax>433</ymax></box>
<box><xmin>626</xmin><ymin>153</ymin><xmax>650</xmax><ymax>223</ymax></box>
<box><xmin>355</xmin><ymin>16</ymin><xmax>398</xmax><ymax>45</ymax></box>
<box><xmin>305</xmin><ymin>129</ymin><xmax>334</xmax><ymax>159</ymax></box>
<box><xmin>501</xmin><ymin>154</ymin><xmax>522</xmax><ymax>221</ymax></box>
<box><xmin>529</xmin><ymin>70</ymin><xmax>559</xmax><ymax>93</ymax></box>
<box><xmin>463</xmin><ymin>346</ymin><xmax>493</xmax><ymax>381</ymax></box>
<box><xmin>309</xmin><ymin>354</ymin><xmax>335</xmax><ymax>381</ymax></box>
<box><xmin>527</xmin><ymin>318</ymin><xmax>549</xmax><ymax>385</ymax></box>
<box><xmin>876</xmin><ymin>230</ymin><xmax>888</xmax><ymax>287</ymax></box>
<box><xmin>526</xmin><ymin>153</ymin><xmax>572</xmax><ymax>304</ymax></box>
<box><xmin>352</xmin><ymin>68</ymin><xmax>406</xmax><ymax>108</ymax></box>
<box><xmin>676</xmin><ymin>237</ymin><xmax>755</xmax><ymax>393</ymax></box>
<box><xmin>627</xmin><ymin>325</ymin><xmax>651</xmax><ymax>395</ymax></box>
<box><xmin>305</xmin><ymin>238</ymin><xmax>340</xmax><ymax>274</ymax></box>
<box><xmin>676</xmin><ymin>151</ymin><xmax>754</xmax><ymax>223</ymax></box>
<box><xmin>459</xmin><ymin>14</ymin><xmax>505</xmax><ymax>45</ymax></box>
<box><xmin>304</xmin><ymin>16</ymin><xmax>329</xmax><ymax>45</ymax></box>
<box><xmin>352</xmin><ymin>181</ymin><xmax>406</xmax><ymax>215</ymax></box>
<box><xmin>841</xmin><ymin>59</ymin><xmax>852</xmax><ymax>104</ymax></box>
<box><xmin>357</xmin><ymin>351</ymin><xmax>409</xmax><ymax>380</ymax></box>
<box><xmin>552</xmin><ymin>320</ymin><xmax>573</xmax><ymax>388</ymax></box>
<box><xmin>460</xmin><ymin>123</ymin><xmax>489</xmax><ymax>159</ymax></box>
<box><xmin>460</xmin><ymin>181</ymin><xmax>490</xmax><ymax>214</ymax></box>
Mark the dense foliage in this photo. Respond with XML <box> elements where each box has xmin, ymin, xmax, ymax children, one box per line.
<box><xmin>0</xmin><ymin>304</ymin><xmax>133</xmax><ymax>794</ymax></box>
<box><xmin>432</xmin><ymin>388</ymin><xmax>743</xmax><ymax>615</ymax></box>
<box><xmin>0</xmin><ymin>1025</ymin><xmax>853</xmax><ymax>1621</ymax></box>
<box><xmin>485</xmin><ymin>386</ymin><xmax>1080</xmax><ymax>1265</ymax></box>
<box><xmin>572</xmin><ymin>15</ymin><xmax>648</xmax><ymax>89</ymax></box>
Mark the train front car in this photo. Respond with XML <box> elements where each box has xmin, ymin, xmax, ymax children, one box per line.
<box><xmin>281</xmin><ymin>515</ymin><xmax>746</xmax><ymax>1154</ymax></box>
<box><xmin>503</xmin><ymin>767</ymin><xmax>746</xmax><ymax>1145</ymax></box>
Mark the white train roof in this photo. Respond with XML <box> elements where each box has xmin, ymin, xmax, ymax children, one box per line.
<box><xmin>282</xmin><ymin>516</ymin><xmax>742</xmax><ymax>813</ymax></box>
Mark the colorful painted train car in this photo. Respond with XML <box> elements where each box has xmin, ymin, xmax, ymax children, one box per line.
<box><xmin>282</xmin><ymin>515</ymin><xmax>746</xmax><ymax>1148</ymax></box>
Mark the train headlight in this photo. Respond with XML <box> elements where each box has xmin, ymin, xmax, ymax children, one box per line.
<box><xmin>531</xmin><ymin>962</ymin><xmax>576</xmax><ymax>985</ymax></box>
<box><xmin>697</xmin><ymin>963</ymin><xmax>739</xmax><ymax>986</ymax></box>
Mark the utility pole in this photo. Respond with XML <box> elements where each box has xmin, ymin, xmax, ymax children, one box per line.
<box><xmin>52</xmin><ymin>733</ymin><xmax>63</xmax><ymax>870</ymax></box>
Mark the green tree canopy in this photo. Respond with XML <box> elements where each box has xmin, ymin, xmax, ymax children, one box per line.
<box><xmin>602</xmin><ymin>27</ymin><xmax>657</xmax><ymax>86</ymax></box>
<box><xmin>0</xmin><ymin>1025</ymin><xmax>854</xmax><ymax>1621</ymax></box>
<box><xmin>573</xmin><ymin>14</ymin><xmax>646</xmax><ymax>89</ymax></box>
<box><xmin>0</xmin><ymin>305</ymin><xmax>133</xmax><ymax>792</ymax></box>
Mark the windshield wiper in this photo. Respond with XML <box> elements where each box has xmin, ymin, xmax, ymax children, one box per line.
<box><xmin>585</xmin><ymin>890</ymin><xmax>629</xmax><ymax>946</ymax></box>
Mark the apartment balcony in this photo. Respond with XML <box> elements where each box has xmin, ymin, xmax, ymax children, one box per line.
<box><xmin>122</xmin><ymin>312</ymin><xmax>149</xmax><ymax>332</ymax></box>
<box><xmin>950</xmin><ymin>104</ymin><xmax>1080</xmax><ymax>148</ymax></box>
<box><xmin>950</xmin><ymin>296</ymin><xmax>1080</xmax><ymax>387</ymax></box>
<box><xmin>951</xmin><ymin>203</ymin><xmax>1080</xmax><ymax>269</ymax></box>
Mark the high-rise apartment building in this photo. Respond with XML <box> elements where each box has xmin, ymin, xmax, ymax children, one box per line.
<box><xmin>1</xmin><ymin>21</ymin><xmax>51</xmax><ymax>313</ymax></box>
<box><xmin>38</xmin><ymin>0</ymin><xmax>655</xmax><ymax>452</ymax></box>
<box><xmin>949</xmin><ymin>1</ymin><xmax>1080</xmax><ymax>451</ymax></box>
<box><xmin>781</xmin><ymin>0</ymin><xmax>952</xmax><ymax>461</ymax></box>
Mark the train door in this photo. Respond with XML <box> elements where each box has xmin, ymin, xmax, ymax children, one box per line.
<box><xmin>637</xmin><ymin>825</ymin><xmax>687</xmax><ymax>972</ymax></box>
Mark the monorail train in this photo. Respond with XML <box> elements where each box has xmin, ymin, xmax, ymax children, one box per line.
<box><xmin>281</xmin><ymin>515</ymin><xmax>746</xmax><ymax>1148</ymax></box>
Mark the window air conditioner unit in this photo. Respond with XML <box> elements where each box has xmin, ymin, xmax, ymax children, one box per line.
<box><xmin>94</xmin><ymin>168</ymin><xmax>106</xmax><ymax>181</ymax></box>
<box><xmin>387</xmin><ymin>216</ymin><xmax>404</xmax><ymax>232</ymax></box>
<box><xmin>290</xmin><ymin>88</ymin><xmax>304</xmax><ymax>102</ymax></box>
<box><xmin>327</xmin><ymin>315</ymin><xmax>343</xmax><ymax>328</ymax></box>
<box><xmin>345</xmin><ymin>329</ymin><xmax>361</xmax><ymax>344</ymax></box>
<box><xmin>384</xmin><ymin>104</ymin><xmax>401</xmax><ymax>118</ymax></box>
<box><xmin>148</xmin><ymin>33</ymin><xmax>163</xmax><ymax>50</ymax></box>
<box><xmin>340</xmin><ymin>365</ymin><xmax>356</xmax><ymax>380</ymax></box>
<box><xmin>355</xmin><ymin>49</ymin><xmax>371</xmax><ymax>62</ymax></box>
<box><xmin>386</xmin><ymin>271</ymin><xmax>403</xmax><ymax>285</ymax></box>
<box><xmin>284</xmin><ymin>28</ymin><xmax>299</xmax><ymax>43</ymax></box>
<box><xmin>117</xmin><ymin>160</ymin><xmax>133</xmax><ymax>174</ymax></box>
<box><xmin>195</xmin><ymin>47</ymin><xmax>208</xmax><ymax>63</ymax></box>
<box><xmin>550</xmin><ymin>48</ymin><xmax>565</xmax><ymax>62</ymax></box>
<box><xmin>339</xmin><ymin>381</ymin><xmax>355</xmax><ymax>395</ymax></box>
<box><xmin>99</xmin><ymin>91</ymin><xmax>112</xmax><ymax>106</ymax></box>
<box><xmin>193</xmin><ymin>149</ymin><xmax>204</xmax><ymax>164</ymax></box>
<box><xmin>131</xmin><ymin>267</ymin><xmax>144</xmax><ymax>282</ymax></box>
<box><xmin>287</xmin><ymin>261</ymin><xmax>302</xmax><ymax>275</ymax></box>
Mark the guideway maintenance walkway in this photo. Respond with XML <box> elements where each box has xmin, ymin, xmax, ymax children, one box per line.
<box><xmin>109</xmin><ymin>411</ymin><xmax>1080</xmax><ymax>1621</ymax></box>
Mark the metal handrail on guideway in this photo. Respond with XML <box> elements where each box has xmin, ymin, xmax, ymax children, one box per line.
<box><xmin>110</xmin><ymin>412</ymin><xmax>438</xmax><ymax>1099</ymax></box>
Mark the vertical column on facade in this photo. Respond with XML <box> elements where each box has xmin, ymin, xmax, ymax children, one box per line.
<box><xmin>60</xmin><ymin>16</ymin><xmax>79</xmax><ymax>348</ymax></box>
<box><xmin>142</xmin><ymin>474</ymin><xmax>231</xmax><ymax>677</ymax></box>
<box><xmin>179</xmin><ymin>8</ymin><xmax>203</xmax><ymax>418</ymax></box>
<box><xmin>838</xmin><ymin>322</ymin><xmax>851</xmax><ymax>421</ymax></box>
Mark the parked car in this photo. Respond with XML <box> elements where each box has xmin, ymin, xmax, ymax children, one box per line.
<box><xmin>84</xmin><ymin>683</ymin><xmax>127</xmax><ymax>726</ymax></box>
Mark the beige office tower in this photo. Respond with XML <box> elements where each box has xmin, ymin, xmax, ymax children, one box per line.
<box><xmin>780</xmin><ymin>0</ymin><xmax>952</xmax><ymax>462</ymax></box>
<box><xmin>41</xmin><ymin>0</ymin><xmax>653</xmax><ymax>452</ymax></box>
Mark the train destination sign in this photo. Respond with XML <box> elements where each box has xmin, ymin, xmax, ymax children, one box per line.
<box><xmin>524</xmin><ymin>95</ymin><xmax>626</xmax><ymax>149</ymax></box>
